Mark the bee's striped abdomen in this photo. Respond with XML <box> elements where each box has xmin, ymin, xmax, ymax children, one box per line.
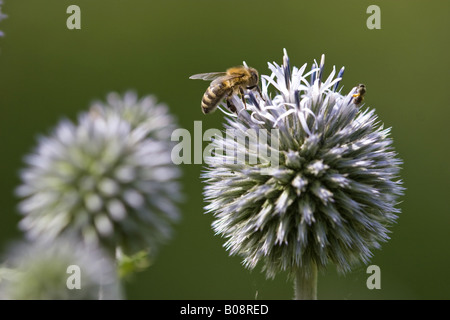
<box><xmin>201</xmin><ymin>83</ymin><xmax>230</xmax><ymax>114</ymax></box>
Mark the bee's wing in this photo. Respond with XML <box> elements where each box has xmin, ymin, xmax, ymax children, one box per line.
<box><xmin>189</xmin><ymin>72</ymin><xmax>227</xmax><ymax>81</ymax></box>
<box><xmin>210</xmin><ymin>74</ymin><xmax>244</xmax><ymax>86</ymax></box>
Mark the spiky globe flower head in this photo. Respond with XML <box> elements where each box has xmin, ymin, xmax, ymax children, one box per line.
<box><xmin>17</xmin><ymin>95</ymin><xmax>182</xmax><ymax>258</ymax></box>
<box><xmin>203</xmin><ymin>50</ymin><xmax>404</xmax><ymax>279</ymax></box>
<box><xmin>0</xmin><ymin>238</ymin><xmax>122</xmax><ymax>300</ymax></box>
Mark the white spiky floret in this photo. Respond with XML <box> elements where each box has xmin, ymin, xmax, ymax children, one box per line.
<box><xmin>203</xmin><ymin>49</ymin><xmax>404</xmax><ymax>278</ymax></box>
<box><xmin>90</xmin><ymin>91</ymin><xmax>177</xmax><ymax>142</ymax></box>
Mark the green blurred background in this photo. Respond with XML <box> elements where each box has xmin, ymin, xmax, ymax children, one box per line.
<box><xmin>0</xmin><ymin>0</ymin><xmax>449</xmax><ymax>299</ymax></box>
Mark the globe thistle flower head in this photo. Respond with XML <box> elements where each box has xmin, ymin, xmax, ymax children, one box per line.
<box><xmin>0</xmin><ymin>238</ymin><xmax>122</xmax><ymax>300</ymax></box>
<box><xmin>17</xmin><ymin>102</ymin><xmax>182</xmax><ymax>258</ymax></box>
<box><xmin>203</xmin><ymin>49</ymin><xmax>404</xmax><ymax>278</ymax></box>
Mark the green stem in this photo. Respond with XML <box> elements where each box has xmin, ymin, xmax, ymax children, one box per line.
<box><xmin>293</xmin><ymin>264</ymin><xmax>318</xmax><ymax>300</ymax></box>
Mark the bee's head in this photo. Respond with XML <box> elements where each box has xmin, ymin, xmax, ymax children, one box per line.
<box><xmin>248</xmin><ymin>67</ymin><xmax>259</xmax><ymax>86</ymax></box>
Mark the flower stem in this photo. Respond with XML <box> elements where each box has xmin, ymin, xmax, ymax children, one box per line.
<box><xmin>294</xmin><ymin>264</ymin><xmax>318</xmax><ymax>300</ymax></box>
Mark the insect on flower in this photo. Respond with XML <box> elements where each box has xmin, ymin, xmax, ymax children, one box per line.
<box><xmin>190</xmin><ymin>65</ymin><xmax>264</xmax><ymax>114</ymax></box>
<box><xmin>352</xmin><ymin>84</ymin><xmax>366</xmax><ymax>105</ymax></box>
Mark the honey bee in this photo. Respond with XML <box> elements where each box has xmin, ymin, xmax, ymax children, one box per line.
<box><xmin>189</xmin><ymin>66</ymin><xmax>263</xmax><ymax>114</ymax></box>
<box><xmin>352</xmin><ymin>84</ymin><xmax>366</xmax><ymax>105</ymax></box>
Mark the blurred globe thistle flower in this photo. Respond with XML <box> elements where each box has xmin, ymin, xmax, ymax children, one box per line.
<box><xmin>17</xmin><ymin>93</ymin><xmax>182</xmax><ymax>258</ymax></box>
<box><xmin>0</xmin><ymin>238</ymin><xmax>122</xmax><ymax>300</ymax></box>
<box><xmin>202</xmin><ymin>50</ymin><xmax>403</xmax><ymax>299</ymax></box>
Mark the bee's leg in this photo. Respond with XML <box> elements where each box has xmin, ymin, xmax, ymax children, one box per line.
<box><xmin>226</xmin><ymin>96</ymin><xmax>237</xmax><ymax>113</ymax></box>
<box><xmin>255</xmin><ymin>86</ymin><xmax>265</xmax><ymax>101</ymax></box>
<box><xmin>239</xmin><ymin>87</ymin><xmax>247</xmax><ymax>109</ymax></box>
<box><xmin>247</xmin><ymin>85</ymin><xmax>266</xmax><ymax>102</ymax></box>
